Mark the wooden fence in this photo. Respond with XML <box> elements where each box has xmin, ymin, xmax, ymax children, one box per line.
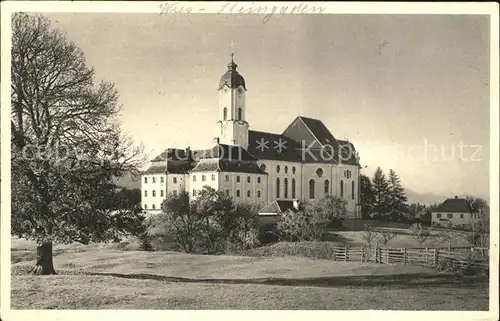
<box><xmin>329</xmin><ymin>245</ymin><xmax>489</xmax><ymax>272</ymax></box>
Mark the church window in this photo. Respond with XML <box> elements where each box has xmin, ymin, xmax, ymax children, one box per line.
<box><xmin>173</xmin><ymin>177</ymin><xmax>177</xmax><ymax>183</ymax></box>
<box><xmin>152</xmin><ymin>177</ymin><xmax>156</xmax><ymax>183</ymax></box>
<box><xmin>225</xmin><ymin>175</ymin><xmax>229</xmax><ymax>182</ymax></box>
<box><xmin>152</xmin><ymin>204</ymin><xmax>156</xmax><ymax>210</ymax></box>
<box><xmin>292</xmin><ymin>166</ymin><xmax>296</xmax><ymax>174</ymax></box>
<box><xmin>351</xmin><ymin>181</ymin><xmax>355</xmax><ymax>200</ymax></box>
<box><xmin>324</xmin><ymin>180</ymin><xmax>330</xmax><ymax>195</ymax></box>
<box><xmin>257</xmin><ymin>177</ymin><xmax>261</xmax><ymax>184</ymax></box>
<box><xmin>144</xmin><ymin>190</ymin><xmax>148</xmax><ymax>197</ymax></box>
<box><xmin>284</xmin><ymin>178</ymin><xmax>288</xmax><ymax>198</ymax></box>
<box><xmin>238</xmin><ymin>107</ymin><xmax>242</xmax><ymax>120</ymax></box>
<box><xmin>226</xmin><ymin>189</ymin><xmax>229</xmax><ymax>196</ymax></box>
<box><xmin>340</xmin><ymin>180</ymin><xmax>344</xmax><ymax>198</ymax></box>
<box><xmin>160</xmin><ymin>177</ymin><xmax>164</xmax><ymax>183</ymax></box>
<box><xmin>247</xmin><ymin>176</ymin><xmax>251</xmax><ymax>183</ymax></box>
<box><xmin>292</xmin><ymin>178</ymin><xmax>296</xmax><ymax>198</ymax></box>
<box><xmin>152</xmin><ymin>190</ymin><xmax>156</xmax><ymax>197</ymax></box>
<box><xmin>276</xmin><ymin>165</ymin><xmax>280</xmax><ymax>173</ymax></box>
<box><xmin>236</xmin><ymin>190</ymin><xmax>240</xmax><ymax>197</ymax></box>
<box><xmin>316</xmin><ymin>168</ymin><xmax>324</xmax><ymax>178</ymax></box>
<box><xmin>247</xmin><ymin>190</ymin><xmax>251</xmax><ymax>197</ymax></box>
<box><xmin>202</xmin><ymin>175</ymin><xmax>206</xmax><ymax>182</ymax></box>
<box><xmin>161</xmin><ymin>190</ymin><xmax>164</xmax><ymax>197</ymax></box>
<box><xmin>236</xmin><ymin>176</ymin><xmax>240</xmax><ymax>183</ymax></box>
<box><xmin>193</xmin><ymin>175</ymin><xmax>196</xmax><ymax>182</ymax></box>
<box><xmin>211</xmin><ymin>174</ymin><xmax>216</xmax><ymax>181</ymax></box>
<box><xmin>309</xmin><ymin>180</ymin><xmax>315</xmax><ymax>199</ymax></box>
<box><xmin>276</xmin><ymin>178</ymin><xmax>280</xmax><ymax>198</ymax></box>
<box><xmin>223</xmin><ymin>107</ymin><xmax>228</xmax><ymax>120</ymax></box>
<box><xmin>284</xmin><ymin>166</ymin><xmax>288</xmax><ymax>174</ymax></box>
<box><xmin>144</xmin><ymin>177</ymin><xmax>148</xmax><ymax>183</ymax></box>
<box><xmin>260</xmin><ymin>164</ymin><xmax>266</xmax><ymax>172</ymax></box>
<box><xmin>144</xmin><ymin>204</ymin><xmax>148</xmax><ymax>210</ymax></box>
<box><xmin>257</xmin><ymin>190</ymin><xmax>261</xmax><ymax>198</ymax></box>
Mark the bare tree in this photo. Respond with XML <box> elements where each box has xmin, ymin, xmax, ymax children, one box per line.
<box><xmin>11</xmin><ymin>13</ymin><xmax>145</xmax><ymax>274</ymax></box>
<box><xmin>377</xmin><ymin>231</ymin><xmax>398</xmax><ymax>247</ymax></box>
<box><xmin>409</xmin><ymin>223</ymin><xmax>430</xmax><ymax>247</ymax></box>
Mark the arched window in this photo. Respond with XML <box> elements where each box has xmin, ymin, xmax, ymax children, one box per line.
<box><xmin>144</xmin><ymin>190</ymin><xmax>148</xmax><ymax>197</ymax></box>
<box><xmin>309</xmin><ymin>179</ymin><xmax>315</xmax><ymax>199</ymax></box>
<box><xmin>284</xmin><ymin>166</ymin><xmax>288</xmax><ymax>174</ymax></box>
<box><xmin>144</xmin><ymin>204</ymin><xmax>148</xmax><ymax>210</ymax></box>
<box><xmin>340</xmin><ymin>180</ymin><xmax>344</xmax><ymax>198</ymax></box>
<box><xmin>292</xmin><ymin>166</ymin><xmax>296</xmax><ymax>174</ymax></box>
<box><xmin>284</xmin><ymin>178</ymin><xmax>288</xmax><ymax>198</ymax></box>
<box><xmin>276</xmin><ymin>165</ymin><xmax>280</xmax><ymax>173</ymax></box>
<box><xmin>152</xmin><ymin>204</ymin><xmax>156</xmax><ymax>210</ymax></box>
<box><xmin>352</xmin><ymin>181</ymin><xmax>355</xmax><ymax>200</ymax></box>
<box><xmin>223</xmin><ymin>107</ymin><xmax>227</xmax><ymax>120</ymax></box>
<box><xmin>324</xmin><ymin>180</ymin><xmax>330</xmax><ymax>195</ymax></box>
<box><xmin>260</xmin><ymin>164</ymin><xmax>266</xmax><ymax>172</ymax></box>
<box><xmin>276</xmin><ymin>178</ymin><xmax>280</xmax><ymax>198</ymax></box>
<box><xmin>292</xmin><ymin>178</ymin><xmax>296</xmax><ymax>198</ymax></box>
<box><xmin>238</xmin><ymin>107</ymin><xmax>242</xmax><ymax>120</ymax></box>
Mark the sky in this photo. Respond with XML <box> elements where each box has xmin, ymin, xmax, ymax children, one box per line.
<box><xmin>43</xmin><ymin>13</ymin><xmax>491</xmax><ymax>198</ymax></box>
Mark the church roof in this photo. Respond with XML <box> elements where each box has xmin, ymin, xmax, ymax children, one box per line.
<box><xmin>192</xmin><ymin>144</ymin><xmax>256</xmax><ymax>162</ymax></box>
<box><xmin>248</xmin><ymin>125</ymin><xmax>360</xmax><ymax>165</ymax></box>
<box><xmin>218</xmin><ymin>59</ymin><xmax>246</xmax><ymax>90</ymax></box>
<box><xmin>295</xmin><ymin>116</ymin><xmax>337</xmax><ymax>146</ymax></box>
<box><xmin>434</xmin><ymin>197</ymin><xmax>473</xmax><ymax>213</ymax></box>
<box><xmin>190</xmin><ymin>159</ymin><xmax>267</xmax><ymax>174</ymax></box>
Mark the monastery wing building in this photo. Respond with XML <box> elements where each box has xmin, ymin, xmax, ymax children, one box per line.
<box><xmin>141</xmin><ymin>56</ymin><xmax>362</xmax><ymax>218</ymax></box>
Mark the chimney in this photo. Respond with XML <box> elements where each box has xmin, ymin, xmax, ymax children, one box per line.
<box><xmin>454</xmin><ymin>195</ymin><xmax>458</xmax><ymax>199</ymax></box>
<box><xmin>293</xmin><ymin>199</ymin><xmax>299</xmax><ymax>211</ymax></box>
<box><xmin>185</xmin><ymin>146</ymin><xmax>192</xmax><ymax>163</ymax></box>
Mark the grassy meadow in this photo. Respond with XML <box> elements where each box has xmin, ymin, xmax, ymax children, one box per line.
<box><xmin>10</xmin><ymin>236</ymin><xmax>489</xmax><ymax>310</ymax></box>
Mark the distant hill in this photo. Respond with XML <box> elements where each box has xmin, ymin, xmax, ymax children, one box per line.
<box><xmin>405</xmin><ymin>188</ymin><xmax>447</xmax><ymax>206</ymax></box>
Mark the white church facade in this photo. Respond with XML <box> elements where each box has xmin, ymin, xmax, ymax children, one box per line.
<box><xmin>141</xmin><ymin>56</ymin><xmax>362</xmax><ymax>218</ymax></box>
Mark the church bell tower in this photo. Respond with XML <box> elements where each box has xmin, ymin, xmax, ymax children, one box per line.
<box><xmin>215</xmin><ymin>53</ymin><xmax>249</xmax><ymax>149</ymax></box>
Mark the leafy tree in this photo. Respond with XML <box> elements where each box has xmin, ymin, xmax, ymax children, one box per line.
<box><xmin>387</xmin><ymin>169</ymin><xmax>408</xmax><ymax>221</ymax></box>
<box><xmin>359</xmin><ymin>174</ymin><xmax>375</xmax><ymax>219</ymax></box>
<box><xmin>465</xmin><ymin>196</ymin><xmax>489</xmax><ymax>249</ymax></box>
<box><xmin>157</xmin><ymin>191</ymin><xmax>202</xmax><ymax>253</ymax></box>
<box><xmin>155</xmin><ymin>187</ymin><xmax>259</xmax><ymax>254</ymax></box>
<box><xmin>10</xmin><ymin>13</ymin><xmax>145</xmax><ymax>274</ymax></box>
<box><xmin>371</xmin><ymin>167</ymin><xmax>390</xmax><ymax>219</ymax></box>
<box><xmin>277</xmin><ymin>196</ymin><xmax>347</xmax><ymax>241</ymax></box>
<box><xmin>191</xmin><ymin>186</ymin><xmax>235</xmax><ymax>254</ymax></box>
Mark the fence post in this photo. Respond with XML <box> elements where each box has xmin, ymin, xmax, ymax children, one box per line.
<box><xmin>404</xmin><ymin>248</ymin><xmax>408</xmax><ymax>265</ymax></box>
<box><xmin>345</xmin><ymin>245</ymin><xmax>349</xmax><ymax>262</ymax></box>
<box><xmin>434</xmin><ymin>248</ymin><xmax>440</xmax><ymax>266</ymax></box>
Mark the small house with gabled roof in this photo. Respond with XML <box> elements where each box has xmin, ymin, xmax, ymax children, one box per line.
<box><xmin>431</xmin><ymin>195</ymin><xmax>476</xmax><ymax>229</ymax></box>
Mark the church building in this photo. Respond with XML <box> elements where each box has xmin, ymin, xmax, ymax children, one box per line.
<box><xmin>141</xmin><ymin>55</ymin><xmax>362</xmax><ymax>218</ymax></box>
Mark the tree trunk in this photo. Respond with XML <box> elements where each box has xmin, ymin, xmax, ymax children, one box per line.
<box><xmin>31</xmin><ymin>242</ymin><xmax>57</xmax><ymax>275</ymax></box>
